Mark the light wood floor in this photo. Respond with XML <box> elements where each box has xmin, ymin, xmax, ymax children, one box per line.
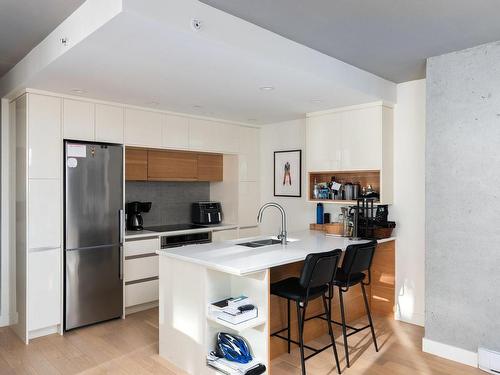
<box><xmin>0</xmin><ymin>308</ymin><xmax>483</xmax><ymax>375</ymax></box>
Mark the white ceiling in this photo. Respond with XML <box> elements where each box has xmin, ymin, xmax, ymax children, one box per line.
<box><xmin>200</xmin><ymin>0</ymin><xmax>500</xmax><ymax>83</ymax></box>
<box><xmin>0</xmin><ymin>0</ymin><xmax>85</xmax><ymax>78</ymax></box>
<box><xmin>3</xmin><ymin>0</ymin><xmax>396</xmax><ymax>124</ymax></box>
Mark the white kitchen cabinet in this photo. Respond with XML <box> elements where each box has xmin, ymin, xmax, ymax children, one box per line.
<box><xmin>238</xmin><ymin>181</ymin><xmax>260</xmax><ymax>227</ymax></box>
<box><xmin>28</xmin><ymin>248</ymin><xmax>61</xmax><ymax>333</ymax></box>
<box><xmin>341</xmin><ymin>106</ymin><xmax>382</xmax><ymax>171</ymax></box>
<box><xmin>189</xmin><ymin>119</ymin><xmax>239</xmax><ymax>153</ymax></box>
<box><xmin>28</xmin><ymin>179</ymin><xmax>61</xmax><ymax>249</ymax></box>
<box><xmin>124</xmin><ymin>108</ymin><xmax>163</xmax><ymax>147</ymax></box>
<box><xmin>63</xmin><ymin>99</ymin><xmax>95</xmax><ymax>141</ymax></box>
<box><xmin>125</xmin><ymin>280</ymin><xmax>159</xmax><ymax>308</ymax></box>
<box><xmin>163</xmin><ymin>114</ymin><xmax>189</xmax><ymax>149</ymax></box>
<box><xmin>27</xmin><ymin>94</ymin><xmax>61</xmax><ymax>179</ymax></box>
<box><xmin>124</xmin><ymin>255</ymin><xmax>159</xmax><ymax>282</ymax></box>
<box><xmin>95</xmin><ymin>104</ymin><xmax>124</xmax><ymax>143</ymax></box>
<box><xmin>306</xmin><ymin>102</ymin><xmax>390</xmax><ymax>172</ymax></box>
<box><xmin>124</xmin><ymin>237</ymin><xmax>160</xmax><ymax>257</ymax></box>
<box><xmin>306</xmin><ymin>102</ymin><xmax>394</xmax><ymax>204</ymax></box>
<box><xmin>306</xmin><ymin>112</ymin><xmax>342</xmax><ymax>172</ymax></box>
<box><xmin>238</xmin><ymin>127</ymin><xmax>260</xmax><ymax>181</ymax></box>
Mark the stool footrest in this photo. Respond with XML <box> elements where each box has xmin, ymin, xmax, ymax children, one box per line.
<box><xmin>271</xmin><ymin>332</ymin><xmax>335</xmax><ymax>360</ymax></box>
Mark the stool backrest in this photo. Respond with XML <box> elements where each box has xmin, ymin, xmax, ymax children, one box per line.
<box><xmin>341</xmin><ymin>241</ymin><xmax>377</xmax><ymax>282</ymax></box>
<box><xmin>299</xmin><ymin>249</ymin><xmax>342</xmax><ymax>290</ymax></box>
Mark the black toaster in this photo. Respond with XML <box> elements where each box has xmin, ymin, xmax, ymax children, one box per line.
<box><xmin>192</xmin><ymin>201</ymin><xmax>222</xmax><ymax>225</ymax></box>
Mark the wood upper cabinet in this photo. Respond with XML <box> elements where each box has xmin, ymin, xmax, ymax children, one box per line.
<box><xmin>125</xmin><ymin>148</ymin><xmax>223</xmax><ymax>181</ymax></box>
<box><xmin>197</xmin><ymin>153</ymin><xmax>223</xmax><ymax>181</ymax></box>
<box><xmin>148</xmin><ymin>150</ymin><xmax>198</xmax><ymax>181</ymax></box>
<box><xmin>125</xmin><ymin>148</ymin><xmax>148</xmax><ymax>181</ymax></box>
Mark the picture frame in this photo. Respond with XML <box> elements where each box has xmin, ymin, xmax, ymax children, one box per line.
<box><xmin>274</xmin><ymin>150</ymin><xmax>302</xmax><ymax>197</ymax></box>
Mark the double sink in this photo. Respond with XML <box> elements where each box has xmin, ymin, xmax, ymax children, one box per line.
<box><xmin>236</xmin><ymin>238</ymin><xmax>283</xmax><ymax>248</ymax></box>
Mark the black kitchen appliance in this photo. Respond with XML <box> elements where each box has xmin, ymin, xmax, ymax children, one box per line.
<box><xmin>126</xmin><ymin>201</ymin><xmax>152</xmax><ymax>231</ymax></box>
<box><xmin>192</xmin><ymin>201</ymin><xmax>222</xmax><ymax>225</ymax></box>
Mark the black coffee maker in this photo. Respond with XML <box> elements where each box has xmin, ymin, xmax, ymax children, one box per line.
<box><xmin>126</xmin><ymin>201</ymin><xmax>152</xmax><ymax>231</ymax></box>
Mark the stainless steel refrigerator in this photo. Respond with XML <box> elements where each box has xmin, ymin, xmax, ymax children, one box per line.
<box><xmin>64</xmin><ymin>141</ymin><xmax>124</xmax><ymax>331</ymax></box>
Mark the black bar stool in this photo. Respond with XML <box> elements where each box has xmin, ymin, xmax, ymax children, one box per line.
<box><xmin>270</xmin><ymin>250</ymin><xmax>342</xmax><ymax>375</ymax></box>
<box><xmin>330</xmin><ymin>241</ymin><xmax>379</xmax><ymax>368</ymax></box>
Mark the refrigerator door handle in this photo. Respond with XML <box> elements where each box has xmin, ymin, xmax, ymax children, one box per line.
<box><xmin>119</xmin><ymin>245</ymin><xmax>124</xmax><ymax>281</ymax></box>
<box><xmin>119</xmin><ymin>209</ymin><xmax>125</xmax><ymax>245</ymax></box>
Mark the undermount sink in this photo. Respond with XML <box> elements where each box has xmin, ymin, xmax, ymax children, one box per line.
<box><xmin>237</xmin><ymin>239</ymin><xmax>283</xmax><ymax>248</ymax></box>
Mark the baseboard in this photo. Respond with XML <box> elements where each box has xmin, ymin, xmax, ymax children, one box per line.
<box><xmin>0</xmin><ymin>312</ymin><xmax>18</xmax><ymax>327</ymax></box>
<box><xmin>125</xmin><ymin>300</ymin><xmax>159</xmax><ymax>316</ymax></box>
<box><xmin>395</xmin><ymin>311</ymin><xmax>425</xmax><ymax>327</ymax></box>
<box><xmin>422</xmin><ymin>337</ymin><xmax>478</xmax><ymax>368</ymax></box>
<box><xmin>28</xmin><ymin>325</ymin><xmax>60</xmax><ymax>340</ymax></box>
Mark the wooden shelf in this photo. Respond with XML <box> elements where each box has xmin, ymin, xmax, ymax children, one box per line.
<box><xmin>308</xmin><ymin>170</ymin><xmax>381</xmax><ymax>202</ymax></box>
<box><xmin>308</xmin><ymin>199</ymin><xmax>383</xmax><ymax>205</ymax></box>
<box><xmin>207</xmin><ymin>311</ymin><xmax>266</xmax><ymax>332</ymax></box>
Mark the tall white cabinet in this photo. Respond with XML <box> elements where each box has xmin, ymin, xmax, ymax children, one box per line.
<box><xmin>306</xmin><ymin>102</ymin><xmax>394</xmax><ymax>204</ymax></box>
<box><xmin>14</xmin><ymin>93</ymin><xmax>62</xmax><ymax>343</ymax></box>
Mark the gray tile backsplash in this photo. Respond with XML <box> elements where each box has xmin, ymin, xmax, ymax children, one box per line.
<box><xmin>125</xmin><ymin>181</ymin><xmax>210</xmax><ymax>226</ymax></box>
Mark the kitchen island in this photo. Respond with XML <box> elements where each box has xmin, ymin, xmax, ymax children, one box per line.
<box><xmin>157</xmin><ymin>230</ymin><xmax>395</xmax><ymax>374</ymax></box>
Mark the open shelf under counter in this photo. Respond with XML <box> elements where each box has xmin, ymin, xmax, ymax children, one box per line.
<box><xmin>206</xmin><ymin>311</ymin><xmax>266</xmax><ymax>332</ymax></box>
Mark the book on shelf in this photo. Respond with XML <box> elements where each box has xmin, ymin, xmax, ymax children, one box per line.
<box><xmin>210</xmin><ymin>297</ymin><xmax>235</xmax><ymax>312</ymax></box>
<box><xmin>217</xmin><ymin>307</ymin><xmax>258</xmax><ymax>325</ymax></box>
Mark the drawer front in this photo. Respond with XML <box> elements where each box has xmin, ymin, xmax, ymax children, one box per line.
<box><xmin>124</xmin><ymin>255</ymin><xmax>159</xmax><ymax>282</ymax></box>
<box><xmin>125</xmin><ymin>279</ymin><xmax>159</xmax><ymax>307</ymax></box>
<box><xmin>124</xmin><ymin>238</ymin><xmax>159</xmax><ymax>257</ymax></box>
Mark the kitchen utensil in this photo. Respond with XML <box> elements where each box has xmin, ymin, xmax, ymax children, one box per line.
<box><xmin>344</xmin><ymin>182</ymin><xmax>354</xmax><ymax>200</ymax></box>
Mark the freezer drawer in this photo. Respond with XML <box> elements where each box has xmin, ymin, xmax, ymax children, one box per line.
<box><xmin>65</xmin><ymin>245</ymin><xmax>123</xmax><ymax>330</ymax></box>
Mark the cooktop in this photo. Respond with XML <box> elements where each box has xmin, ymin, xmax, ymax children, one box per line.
<box><xmin>144</xmin><ymin>224</ymin><xmax>207</xmax><ymax>232</ymax></box>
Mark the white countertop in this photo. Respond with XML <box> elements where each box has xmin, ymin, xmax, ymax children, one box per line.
<box><xmin>125</xmin><ymin>223</ymin><xmax>238</xmax><ymax>240</ymax></box>
<box><xmin>157</xmin><ymin>230</ymin><xmax>396</xmax><ymax>276</ymax></box>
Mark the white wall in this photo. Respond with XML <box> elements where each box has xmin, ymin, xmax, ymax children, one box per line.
<box><xmin>258</xmin><ymin>119</ymin><xmax>343</xmax><ymax>235</ymax></box>
<box><xmin>259</xmin><ymin>119</ymin><xmax>310</xmax><ymax>234</ymax></box>
<box><xmin>392</xmin><ymin>79</ymin><xmax>426</xmax><ymax>326</ymax></box>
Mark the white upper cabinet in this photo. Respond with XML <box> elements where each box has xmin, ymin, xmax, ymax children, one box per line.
<box><xmin>27</xmin><ymin>94</ymin><xmax>61</xmax><ymax>179</ymax></box>
<box><xmin>238</xmin><ymin>127</ymin><xmax>260</xmax><ymax>181</ymax></box>
<box><xmin>163</xmin><ymin>114</ymin><xmax>189</xmax><ymax>149</ymax></box>
<box><xmin>307</xmin><ymin>103</ymin><xmax>390</xmax><ymax>172</ymax></box>
<box><xmin>189</xmin><ymin>119</ymin><xmax>239</xmax><ymax>153</ymax></box>
<box><xmin>63</xmin><ymin>99</ymin><xmax>95</xmax><ymax>141</ymax></box>
<box><xmin>28</xmin><ymin>179</ymin><xmax>61</xmax><ymax>249</ymax></box>
<box><xmin>341</xmin><ymin>106</ymin><xmax>382</xmax><ymax>171</ymax></box>
<box><xmin>124</xmin><ymin>108</ymin><xmax>163</xmax><ymax>148</ymax></box>
<box><xmin>306</xmin><ymin>112</ymin><xmax>343</xmax><ymax>172</ymax></box>
<box><xmin>95</xmin><ymin>104</ymin><xmax>124</xmax><ymax>143</ymax></box>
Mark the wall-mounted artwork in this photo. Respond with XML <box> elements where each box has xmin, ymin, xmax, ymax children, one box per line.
<box><xmin>274</xmin><ymin>150</ymin><xmax>302</xmax><ymax>197</ymax></box>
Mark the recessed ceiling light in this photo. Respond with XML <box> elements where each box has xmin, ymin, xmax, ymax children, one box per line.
<box><xmin>193</xmin><ymin>105</ymin><xmax>203</xmax><ymax>110</ymax></box>
<box><xmin>70</xmin><ymin>89</ymin><xmax>86</xmax><ymax>94</ymax></box>
<box><xmin>148</xmin><ymin>101</ymin><xmax>159</xmax><ymax>107</ymax></box>
<box><xmin>310</xmin><ymin>99</ymin><xmax>323</xmax><ymax>103</ymax></box>
<box><xmin>259</xmin><ymin>86</ymin><xmax>275</xmax><ymax>91</ymax></box>
<box><xmin>247</xmin><ymin>118</ymin><xmax>258</xmax><ymax>122</ymax></box>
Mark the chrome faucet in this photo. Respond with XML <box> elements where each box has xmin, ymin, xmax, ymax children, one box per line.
<box><xmin>257</xmin><ymin>202</ymin><xmax>288</xmax><ymax>245</ymax></box>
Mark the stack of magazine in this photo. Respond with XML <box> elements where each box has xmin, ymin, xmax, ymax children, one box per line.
<box><xmin>209</xmin><ymin>296</ymin><xmax>258</xmax><ymax>325</ymax></box>
<box><xmin>206</xmin><ymin>353</ymin><xmax>265</xmax><ymax>375</ymax></box>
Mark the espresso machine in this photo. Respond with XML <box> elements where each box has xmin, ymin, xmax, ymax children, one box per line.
<box><xmin>125</xmin><ymin>201</ymin><xmax>152</xmax><ymax>231</ymax></box>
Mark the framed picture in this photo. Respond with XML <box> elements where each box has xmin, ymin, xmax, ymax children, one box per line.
<box><xmin>274</xmin><ymin>150</ymin><xmax>302</xmax><ymax>197</ymax></box>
